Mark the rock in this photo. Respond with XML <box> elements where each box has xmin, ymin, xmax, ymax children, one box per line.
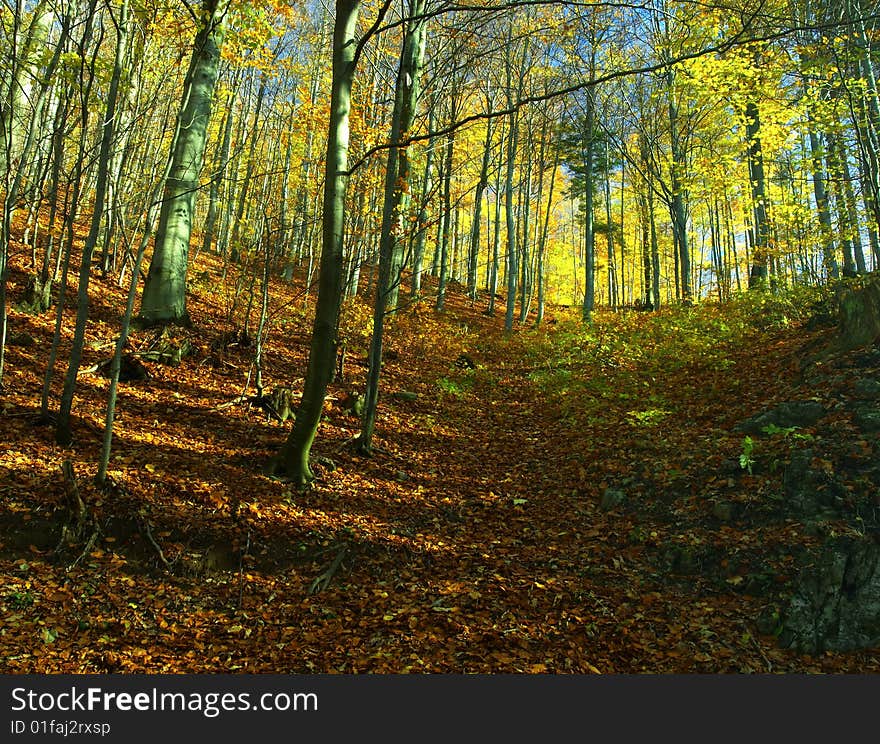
<box><xmin>712</xmin><ymin>500</ymin><xmax>736</xmax><ymax>522</ymax></box>
<box><xmin>836</xmin><ymin>276</ymin><xmax>880</xmax><ymax>352</ymax></box>
<box><xmin>600</xmin><ymin>488</ymin><xmax>625</xmax><ymax>511</ymax></box>
<box><xmin>782</xmin><ymin>448</ymin><xmax>845</xmax><ymax>517</ymax></box>
<box><xmin>854</xmin><ymin>378</ymin><xmax>880</xmax><ymax>399</ymax></box>
<box><xmin>392</xmin><ymin>390</ymin><xmax>419</xmax><ymax>402</ymax></box>
<box><xmin>780</xmin><ymin>538</ymin><xmax>880</xmax><ymax>653</ymax></box>
<box><xmin>853</xmin><ymin>405</ymin><xmax>880</xmax><ymax>433</ymax></box>
<box><xmin>735</xmin><ymin>401</ymin><xmax>826</xmax><ymax>434</ymax></box>
<box><xmin>7</xmin><ymin>332</ymin><xmax>36</xmax><ymax>347</ymax></box>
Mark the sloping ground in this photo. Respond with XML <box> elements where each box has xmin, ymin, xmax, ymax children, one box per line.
<box><xmin>1</xmin><ymin>246</ymin><xmax>879</xmax><ymax>672</ymax></box>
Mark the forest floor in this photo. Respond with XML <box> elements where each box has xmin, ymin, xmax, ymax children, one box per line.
<box><xmin>1</xmin><ymin>244</ymin><xmax>879</xmax><ymax>673</ymax></box>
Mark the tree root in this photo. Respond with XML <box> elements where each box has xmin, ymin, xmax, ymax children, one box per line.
<box><xmin>54</xmin><ymin>460</ymin><xmax>103</xmax><ymax>565</ymax></box>
<box><xmin>67</xmin><ymin>527</ymin><xmax>101</xmax><ymax>571</ymax></box>
<box><xmin>137</xmin><ymin>515</ymin><xmax>175</xmax><ymax>569</ymax></box>
<box><xmin>308</xmin><ymin>543</ymin><xmax>349</xmax><ymax>594</ymax></box>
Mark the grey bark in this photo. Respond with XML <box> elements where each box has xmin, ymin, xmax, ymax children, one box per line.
<box><xmin>138</xmin><ymin>0</ymin><xmax>227</xmax><ymax>325</ymax></box>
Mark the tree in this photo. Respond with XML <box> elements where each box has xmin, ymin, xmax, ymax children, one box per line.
<box><xmin>138</xmin><ymin>0</ymin><xmax>228</xmax><ymax>326</ymax></box>
<box><xmin>268</xmin><ymin>0</ymin><xmax>365</xmax><ymax>485</ymax></box>
<box><xmin>360</xmin><ymin>0</ymin><xmax>428</xmax><ymax>454</ymax></box>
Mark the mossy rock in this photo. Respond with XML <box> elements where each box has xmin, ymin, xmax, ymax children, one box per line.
<box><xmin>836</xmin><ymin>276</ymin><xmax>880</xmax><ymax>351</ymax></box>
<box><xmin>16</xmin><ymin>275</ymin><xmax>52</xmax><ymax>314</ymax></box>
<box><xmin>142</xmin><ymin>328</ymin><xmax>194</xmax><ymax>366</ymax></box>
<box><xmin>779</xmin><ymin>538</ymin><xmax>880</xmax><ymax>653</ymax></box>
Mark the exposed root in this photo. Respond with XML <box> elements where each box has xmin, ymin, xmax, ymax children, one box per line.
<box><xmin>54</xmin><ymin>460</ymin><xmax>103</xmax><ymax>569</ymax></box>
<box><xmin>137</xmin><ymin>514</ymin><xmax>175</xmax><ymax>570</ymax></box>
<box><xmin>308</xmin><ymin>543</ymin><xmax>349</xmax><ymax>595</ymax></box>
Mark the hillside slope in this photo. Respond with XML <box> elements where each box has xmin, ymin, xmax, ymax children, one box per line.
<box><xmin>1</xmin><ymin>249</ymin><xmax>879</xmax><ymax>672</ymax></box>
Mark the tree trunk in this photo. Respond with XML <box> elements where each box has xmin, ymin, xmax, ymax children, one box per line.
<box><xmin>138</xmin><ymin>0</ymin><xmax>226</xmax><ymax>326</ymax></box>
<box><xmin>57</xmin><ymin>0</ymin><xmax>129</xmax><ymax>445</ymax></box>
<box><xmin>666</xmin><ymin>65</ymin><xmax>691</xmax><ymax>302</ymax></box>
<box><xmin>745</xmin><ymin>101</ymin><xmax>770</xmax><ymax>288</ymax></box>
<box><xmin>270</xmin><ymin>0</ymin><xmax>361</xmax><ymax>485</ymax></box>
<box><xmin>360</xmin><ymin>0</ymin><xmax>427</xmax><ymax>453</ymax></box>
<box><xmin>468</xmin><ymin>112</ymin><xmax>492</xmax><ymax>301</ymax></box>
<box><xmin>581</xmin><ymin>91</ymin><xmax>595</xmax><ymax>322</ymax></box>
<box><xmin>807</xmin><ymin>125</ymin><xmax>839</xmax><ymax>279</ymax></box>
<box><xmin>202</xmin><ymin>79</ymin><xmax>238</xmax><ymax>257</ymax></box>
<box><xmin>435</xmin><ymin>122</ymin><xmax>455</xmax><ymax>311</ymax></box>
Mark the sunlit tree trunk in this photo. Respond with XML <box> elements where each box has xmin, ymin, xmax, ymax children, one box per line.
<box><xmin>202</xmin><ymin>79</ymin><xmax>238</xmax><ymax>257</ymax></box>
<box><xmin>436</xmin><ymin>93</ymin><xmax>458</xmax><ymax>311</ymax></box>
<box><xmin>604</xmin><ymin>137</ymin><xmax>617</xmax><ymax>309</ymax></box>
<box><xmin>581</xmin><ymin>89</ymin><xmax>595</xmax><ymax>323</ymax></box>
<box><xmin>668</xmin><ymin>73</ymin><xmax>690</xmax><ymax>302</ymax></box>
<box><xmin>410</xmin><ymin>105</ymin><xmax>435</xmax><ymax>298</ymax></box>
<box><xmin>806</xmin><ymin>125</ymin><xmax>839</xmax><ymax>279</ymax></box>
<box><xmin>139</xmin><ymin>0</ymin><xmax>227</xmax><ymax>326</ymax></box>
<box><xmin>826</xmin><ymin>128</ymin><xmax>866</xmax><ymax>275</ymax></box>
<box><xmin>487</xmin><ymin>116</ymin><xmax>504</xmax><ymax>316</ymax></box>
<box><xmin>229</xmin><ymin>75</ymin><xmax>267</xmax><ymax>262</ymax></box>
<box><xmin>535</xmin><ymin>137</ymin><xmax>559</xmax><ymax>325</ymax></box>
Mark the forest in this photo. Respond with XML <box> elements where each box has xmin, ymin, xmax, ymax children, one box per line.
<box><xmin>2</xmin><ymin>0</ymin><xmax>880</xmax><ymax>673</ymax></box>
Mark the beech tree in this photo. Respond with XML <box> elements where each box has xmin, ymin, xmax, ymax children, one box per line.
<box><xmin>138</xmin><ymin>0</ymin><xmax>228</xmax><ymax>326</ymax></box>
<box><xmin>268</xmin><ymin>0</ymin><xmax>367</xmax><ymax>484</ymax></box>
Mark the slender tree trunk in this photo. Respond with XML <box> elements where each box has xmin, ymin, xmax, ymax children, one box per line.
<box><xmin>487</xmin><ymin>121</ymin><xmax>504</xmax><ymax>316</ymax></box>
<box><xmin>436</xmin><ymin>121</ymin><xmax>455</xmax><ymax>311</ymax></box>
<box><xmin>56</xmin><ymin>0</ymin><xmax>129</xmax><ymax>445</ymax></box>
<box><xmin>666</xmin><ymin>65</ymin><xmax>691</xmax><ymax>302</ymax></box>
<box><xmin>604</xmin><ymin>137</ymin><xmax>617</xmax><ymax>309</ymax></box>
<box><xmin>504</xmin><ymin>107</ymin><xmax>519</xmax><ymax>332</ymax></box>
<box><xmin>827</xmin><ymin>128</ymin><xmax>866</xmax><ymax>274</ymax></box>
<box><xmin>360</xmin><ymin>0</ymin><xmax>427</xmax><ymax>453</ymax></box>
<box><xmin>270</xmin><ymin>0</ymin><xmax>361</xmax><ymax>485</ymax></box>
<box><xmin>745</xmin><ymin>101</ymin><xmax>770</xmax><ymax>288</ymax></box>
<box><xmin>649</xmin><ymin>186</ymin><xmax>660</xmax><ymax>309</ymax></box>
<box><xmin>202</xmin><ymin>80</ymin><xmax>238</xmax><ymax>257</ymax></box>
<box><xmin>468</xmin><ymin>112</ymin><xmax>492</xmax><ymax>301</ymax></box>
<box><xmin>410</xmin><ymin>107</ymin><xmax>435</xmax><ymax>298</ymax></box>
<box><xmin>535</xmin><ymin>138</ymin><xmax>559</xmax><ymax>325</ymax></box>
<box><xmin>229</xmin><ymin>75</ymin><xmax>267</xmax><ymax>262</ymax></box>
<box><xmin>518</xmin><ymin>136</ymin><xmax>532</xmax><ymax>323</ymax></box>
<box><xmin>581</xmin><ymin>92</ymin><xmax>595</xmax><ymax>322</ymax></box>
<box><xmin>807</xmin><ymin>125</ymin><xmax>839</xmax><ymax>279</ymax></box>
